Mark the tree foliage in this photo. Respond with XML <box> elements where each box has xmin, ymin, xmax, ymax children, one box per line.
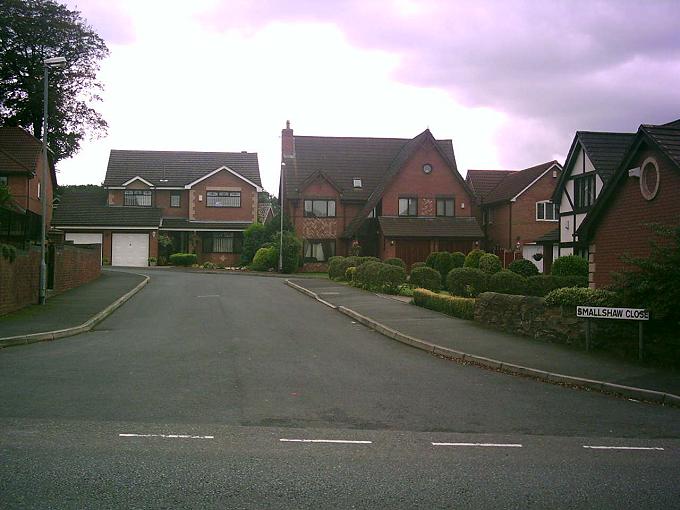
<box><xmin>0</xmin><ymin>0</ymin><xmax>109</xmax><ymax>161</ymax></box>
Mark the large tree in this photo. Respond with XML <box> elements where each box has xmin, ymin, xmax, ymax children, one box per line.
<box><xmin>0</xmin><ymin>0</ymin><xmax>109</xmax><ymax>162</ymax></box>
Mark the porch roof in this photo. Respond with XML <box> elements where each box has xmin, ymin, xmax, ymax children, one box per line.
<box><xmin>159</xmin><ymin>218</ymin><xmax>252</xmax><ymax>231</ymax></box>
<box><xmin>378</xmin><ymin>216</ymin><xmax>483</xmax><ymax>238</ymax></box>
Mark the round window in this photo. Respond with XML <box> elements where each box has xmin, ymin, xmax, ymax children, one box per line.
<box><xmin>423</xmin><ymin>163</ymin><xmax>433</xmax><ymax>174</ymax></box>
<box><xmin>640</xmin><ymin>157</ymin><xmax>660</xmax><ymax>201</ymax></box>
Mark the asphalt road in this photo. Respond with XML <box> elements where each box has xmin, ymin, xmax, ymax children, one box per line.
<box><xmin>1</xmin><ymin>269</ymin><xmax>679</xmax><ymax>509</ymax></box>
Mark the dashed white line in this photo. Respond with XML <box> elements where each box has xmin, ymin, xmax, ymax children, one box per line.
<box><xmin>582</xmin><ymin>445</ymin><xmax>664</xmax><ymax>451</ymax></box>
<box><xmin>119</xmin><ymin>433</ymin><xmax>214</xmax><ymax>439</ymax></box>
<box><xmin>196</xmin><ymin>295</ymin><xmax>220</xmax><ymax>298</ymax></box>
<box><xmin>280</xmin><ymin>438</ymin><xmax>372</xmax><ymax>444</ymax></box>
<box><xmin>432</xmin><ymin>442</ymin><xmax>523</xmax><ymax>448</ymax></box>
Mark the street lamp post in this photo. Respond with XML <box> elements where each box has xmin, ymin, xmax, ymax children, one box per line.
<box><xmin>39</xmin><ymin>56</ymin><xmax>66</xmax><ymax>304</ymax></box>
<box><xmin>278</xmin><ymin>162</ymin><xmax>285</xmax><ymax>272</ymax></box>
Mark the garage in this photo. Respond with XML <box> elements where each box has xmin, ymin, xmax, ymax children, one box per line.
<box><xmin>112</xmin><ymin>233</ymin><xmax>149</xmax><ymax>267</ymax></box>
<box><xmin>65</xmin><ymin>232</ymin><xmax>103</xmax><ymax>264</ymax></box>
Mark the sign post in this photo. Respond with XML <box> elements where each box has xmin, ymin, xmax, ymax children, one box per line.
<box><xmin>576</xmin><ymin>306</ymin><xmax>650</xmax><ymax>360</ymax></box>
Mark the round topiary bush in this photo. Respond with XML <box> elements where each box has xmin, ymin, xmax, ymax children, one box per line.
<box><xmin>479</xmin><ymin>253</ymin><xmax>502</xmax><ymax>274</ymax></box>
<box><xmin>328</xmin><ymin>256</ymin><xmax>346</xmax><ymax>279</ymax></box>
<box><xmin>508</xmin><ymin>258</ymin><xmax>539</xmax><ymax>278</ymax></box>
<box><xmin>354</xmin><ymin>260</ymin><xmax>383</xmax><ymax>288</ymax></box>
<box><xmin>451</xmin><ymin>251</ymin><xmax>465</xmax><ymax>268</ymax></box>
<box><xmin>384</xmin><ymin>257</ymin><xmax>406</xmax><ymax>269</ymax></box>
<box><xmin>334</xmin><ymin>256</ymin><xmax>359</xmax><ymax>280</ymax></box>
<box><xmin>357</xmin><ymin>256</ymin><xmax>381</xmax><ymax>266</ymax></box>
<box><xmin>552</xmin><ymin>255</ymin><xmax>588</xmax><ymax>278</ymax></box>
<box><xmin>425</xmin><ymin>251</ymin><xmax>441</xmax><ymax>269</ymax></box>
<box><xmin>463</xmin><ymin>249</ymin><xmax>485</xmax><ymax>269</ymax></box>
<box><xmin>526</xmin><ymin>275</ymin><xmax>566</xmax><ymax>296</ymax></box>
<box><xmin>446</xmin><ymin>267</ymin><xmax>488</xmax><ymax>297</ymax></box>
<box><xmin>377</xmin><ymin>263</ymin><xmax>407</xmax><ymax>292</ymax></box>
<box><xmin>251</xmin><ymin>247</ymin><xmax>277</xmax><ymax>271</ymax></box>
<box><xmin>558</xmin><ymin>275</ymin><xmax>589</xmax><ymax>288</ymax></box>
<box><xmin>409</xmin><ymin>266</ymin><xmax>442</xmax><ymax>292</ymax></box>
<box><xmin>410</xmin><ymin>261</ymin><xmax>426</xmax><ymax>271</ymax></box>
<box><xmin>433</xmin><ymin>251</ymin><xmax>455</xmax><ymax>279</ymax></box>
<box><xmin>488</xmin><ymin>270</ymin><xmax>528</xmax><ymax>295</ymax></box>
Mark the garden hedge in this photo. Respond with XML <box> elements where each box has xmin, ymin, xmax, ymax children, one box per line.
<box><xmin>169</xmin><ymin>252</ymin><xmax>197</xmax><ymax>267</ymax></box>
<box><xmin>479</xmin><ymin>253</ymin><xmax>502</xmax><ymax>274</ymax></box>
<box><xmin>463</xmin><ymin>249</ymin><xmax>485</xmax><ymax>269</ymax></box>
<box><xmin>409</xmin><ymin>266</ymin><xmax>442</xmax><ymax>292</ymax></box>
<box><xmin>413</xmin><ymin>289</ymin><xmax>475</xmax><ymax>320</ymax></box>
<box><xmin>545</xmin><ymin>287</ymin><xmax>620</xmax><ymax>307</ymax></box>
<box><xmin>552</xmin><ymin>255</ymin><xmax>589</xmax><ymax>278</ymax></box>
<box><xmin>488</xmin><ymin>270</ymin><xmax>528</xmax><ymax>295</ymax></box>
<box><xmin>251</xmin><ymin>247</ymin><xmax>277</xmax><ymax>271</ymax></box>
<box><xmin>384</xmin><ymin>257</ymin><xmax>406</xmax><ymax>269</ymax></box>
<box><xmin>446</xmin><ymin>267</ymin><xmax>488</xmax><ymax>297</ymax></box>
<box><xmin>508</xmin><ymin>258</ymin><xmax>539</xmax><ymax>278</ymax></box>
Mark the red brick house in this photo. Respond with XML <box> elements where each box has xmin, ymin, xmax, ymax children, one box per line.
<box><xmin>280</xmin><ymin>122</ymin><xmax>482</xmax><ymax>269</ymax></box>
<box><xmin>466</xmin><ymin>161</ymin><xmax>562</xmax><ymax>272</ymax></box>
<box><xmin>577</xmin><ymin>119</ymin><xmax>680</xmax><ymax>288</ymax></box>
<box><xmin>0</xmin><ymin>126</ymin><xmax>57</xmax><ymax>245</ymax></box>
<box><xmin>53</xmin><ymin>150</ymin><xmax>262</xmax><ymax>267</ymax></box>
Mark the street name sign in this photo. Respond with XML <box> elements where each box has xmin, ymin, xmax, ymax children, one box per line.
<box><xmin>576</xmin><ymin>306</ymin><xmax>650</xmax><ymax>321</ymax></box>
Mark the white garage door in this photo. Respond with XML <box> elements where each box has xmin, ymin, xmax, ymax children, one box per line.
<box><xmin>112</xmin><ymin>233</ymin><xmax>149</xmax><ymax>267</ymax></box>
<box><xmin>65</xmin><ymin>233</ymin><xmax>103</xmax><ymax>264</ymax></box>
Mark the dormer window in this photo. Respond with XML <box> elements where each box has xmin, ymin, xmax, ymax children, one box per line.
<box><xmin>353</xmin><ymin>178</ymin><xmax>362</xmax><ymax>188</ymax></box>
<box><xmin>124</xmin><ymin>189</ymin><xmax>152</xmax><ymax>207</ymax></box>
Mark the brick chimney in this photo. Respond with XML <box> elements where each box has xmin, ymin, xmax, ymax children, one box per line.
<box><xmin>282</xmin><ymin>120</ymin><xmax>295</xmax><ymax>159</ymax></box>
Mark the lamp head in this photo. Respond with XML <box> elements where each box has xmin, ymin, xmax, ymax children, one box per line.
<box><xmin>44</xmin><ymin>56</ymin><xmax>67</xmax><ymax>67</ymax></box>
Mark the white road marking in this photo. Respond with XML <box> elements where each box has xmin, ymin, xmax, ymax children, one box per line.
<box><xmin>119</xmin><ymin>433</ymin><xmax>214</xmax><ymax>439</ymax></box>
<box><xmin>583</xmin><ymin>445</ymin><xmax>664</xmax><ymax>451</ymax></box>
<box><xmin>280</xmin><ymin>438</ymin><xmax>372</xmax><ymax>444</ymax></box>
<box><xmin>432</xmin><ymin>442</ymin><xmax>523</xmax><ymax>448</ymax></box>
<box><xmin>318</xmin><ymin>292</ymin><xmax>340</xmax><ymax>295</ymax></box>
<box><xmin>196</xmin><ymin>295</ymin><xmax>220</xmax><ymax>298</ymax></box>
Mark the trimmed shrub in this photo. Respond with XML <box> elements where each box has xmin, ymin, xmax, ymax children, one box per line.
<box><xmin>328</xmin><ymin>256</ymin><xmax>346</xmax><ymax>279</ymax></box>
<box><xmin>241</xmin><ymin>223</ymin><xmax>268</xmax><ymax>265</ymax></box>
<box><xmin>358</xmin><ymin>256</ymin><xmax>381</xmax><ymax>266</ymax></box>
<box><xmin>169</xmin><ymin>253</ymin><xmax>197</xmax><ymax>267</ymax></box>
<box><xmin>545</xmin><ymin>287</ymin><xmax>620</xmax><ymax>307</ymax></box>
<box><xmin>413</xmin><ymin>289</ymin><xmax>475</xmax><ymax>320</ymax></box>
<box><xmin>552</xmin><ymin>255</ymin><xmax>588</xmax><ymax>278</ymax></box>
<box><xmin>201</xmin><ymin>261</ymin><xmax>217</xmax><ymax>269</ymax></box>
<box><xmin>328</xmin><ymin>255</ymin><xmax>344</xmax><ymax>265</ymax></box>
<box><xmin>409</xmin><ymin>266</ymin><xmax>442</xmax><ymax>292</ymax></box>
<box><xmin>272</xmin><ymin>231</ymin><xmax>303</xmax><ymax>274</ymax></box>
<box><xmin>446</xmin><ymin>267</ymin><xmax>488</xmax><ymax>297</ymax></box>
<box><xmin>334</xmin><ymin>256</ymin><xmax>359</xmax><ymax>280</ymax></box>
<box><xmin>354</xmin><ymin>261</ymin><xmax>383</xmax><ymax>289</ymax></box>
<box><xmin>526</xmin><ymin>275</ymin><xmax>567</xmax><ymax>296</ymax></box>
<box><xmin>559</xmin><ymin>275</ymin><xmax>589</xmax><ymax>288</ymax></box>
<box><xmin>463</xmin><ymin>249</ymin><xmax>485</xmax><ymax>268</ymax></box>
<box><xmin>451</xmin><ymin>251</ymin><xmax>465</xmax><ymax>268</ymax></box>
<box><xmin>479</xmin><ymin>253</ymin><xmax>502</xmax><ymax>274</ymax></box>
<box><xmin>251</xmin><ymin>247</ymin><xmax>277</xmax><ymax>271</ymax></box>
<box><xmin>377</xmin><ymin>263</ymin><xmax>407</xmax><ymax>293</ymax></box>
<box><xmin>433</xmin><ymin>251</ymin><xmax>455</xmax><ymax>279</ymax></box>
<box><xmin>508</xmin><ymin>258</ymin><xmax>539</xmax><ymax>278</ymax></box>
<box><xmin>384</xmin><ymin>257</ymin><xmax>406</xmax><ymax>269</ymax></box>
<box><xmin>488</xmin><ymin>270</ymin><xmax>528</xmax><ymax>295</ymax></box>
<box><xmin>425</xmin><ymin>251</ymin><xmax>441</xmax><ymax>269</ymax></box>
<box><xmin>410</xmin><ymin>261</ymin><xmax>426</xmax><ymax>271</ymax></box>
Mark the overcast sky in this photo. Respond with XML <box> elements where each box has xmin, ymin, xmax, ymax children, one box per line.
<box><xmin>58</xmin><ymin>0</ymin><xmax>680</xmax><ymax>194</ymax></box>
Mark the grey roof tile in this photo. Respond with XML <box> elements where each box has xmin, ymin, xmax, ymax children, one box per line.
<box><xmin>52</xmin><ymin>188</ymin><xmax>161</xmax><ymax>227</ymax></box>
<box><xmin>378</xmin><ymin>216</ymin><xmax>483</xmax><ymax>238</ymax></box>
<box><xmin>160</xmin><ymin>218</ymin><xmax>252</xmax><ymax>230</ymax></box>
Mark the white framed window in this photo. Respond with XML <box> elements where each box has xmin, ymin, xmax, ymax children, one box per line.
<box><xmin>303</xmin><ymin>239</ymin><xmax>336</xmax><ymax>262</ymax></box>
<box><xmin>353</xmin><ymin>178</ymin><xmax>362</xmax><ymax>188</ymax></box>
<box><xmin>170</xmin><ymin>193</ymin><xmax>181</xmax><ymax>208</ymax></box>
<box><xmin>640</xmin><ymin>157</ymin><xmax>660</xmax><ymax>201</ymax></box>
<box><xmin>536</xmin><ymin>200</ymin><xmax>558</xmax><ymax>221</ymax></box>
<box><xmin>398</xmin><ymin>197</ymin><xmax>417</xmax><ymax>216</ymax></box>
<box><xmin>207</xmin><ymin>191</ymin><xmax>240</xmax><ymax>207</ymax></box>
<box><xmin>124</xmin><ymin>189</ymin><xmax>152</xmax><ymax>207</ymax></box>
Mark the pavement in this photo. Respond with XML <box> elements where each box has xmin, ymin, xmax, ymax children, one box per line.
<box><xmin>288</xmin><ymin>278</ymin><xmax>680</xmax><ymax>401</ymax></box>
<box><xmin>0</xmin><ymin>269</ymin><xmax>147</xmax><ymax>343</ymax></box>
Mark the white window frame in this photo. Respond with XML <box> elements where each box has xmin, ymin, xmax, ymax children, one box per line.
<box><xmin>170</xmin><ymin>193</ymin><xmax>181</xmax><ymax>208</ymax></box>
<box><xmin>124</xmin><ymin>189</ymin><xmax>152</xmax><ymax>207</ymax></box>
<box><xmin>353</xmin><ymin>178</ymin><xmax>362</xmax><ymax>188</ymax></box>
<box><xmin>536</xmin><ymin>200</ymin><xmax>558</xmax><ymax>221</ymax></box>
<box><xmin>206</xmin><ymin>191</ymin><xmax>241</xmax><ymax>208</ymax></box>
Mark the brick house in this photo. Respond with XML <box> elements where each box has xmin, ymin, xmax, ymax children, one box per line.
<box><xmin>552</xmin><ymin>130</ymin><xmax>635</xmax><ymax>259</ymax></box>
<box><xmin>577</xmin><ymin>119</ymin><xmax>680</xmax><ymax>288</ymax></box>
<box><xmin>0</xmin><ymin>126</ymin><xmax>57</xmax><ymax>245</ymax></box>
<box><xmin>466</xmin><ymin>161</ymin><xmax>562</xmax><ymax>272</ymax></box>
<box><xmin>53</xmin><ymin>150</ymin><xmax>262</xmax><ymax>267</ymax></box>
<box><xmin>280</xmin><ymin>122</ymin><xmax>482</xmax><ymax>269</ymax></box>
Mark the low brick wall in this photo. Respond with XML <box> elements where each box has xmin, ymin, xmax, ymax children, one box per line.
<box><xmin>0</xmin><ymin>246</ymin><xmax>40</xmax><ymax>316</ymax></box>
<box><xmin>52</xmin><ymin>243</ymin><xmax>101</xmax><ymax>295</ymax></box>
<box><xmin>474</xmin><ymin>292</ymin><xmax>584</xmax><ymax>345</ymax></box>
<box><xmin>300</xmin><ymin>262</ymin><xmax>328</xmax><ymax>273</ymax></box>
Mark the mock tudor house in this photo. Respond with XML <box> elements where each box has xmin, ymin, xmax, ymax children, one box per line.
<box><xmin>280</xmin><ymin>122</ymin><xmax>482</xmax><ymax>270</ymax></box>
<box><xmin>552</xmin><ymin>129</ymin><xmax>635</xmax><ymax>259</ymax></box>
<box><xmin>466</xmin><ymin>160</ymin><xmax>562</xmax><ymax>272</ymax></box>
<box><xmin>0</xmin><ymin>126</ymin><xmax>57</xmax><ymax>245</ymax></box>
<box><xmin>577</xmin><ymin>119</ymin><xmax>680</xmax><ymax>288</ymax></box>
<box><xmin>53</xmin><ymin>150</ymin><xmax>262</xmax><ymax>267</ymax></box>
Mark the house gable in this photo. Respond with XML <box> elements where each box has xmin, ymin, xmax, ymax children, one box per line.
<box><xmin>187</xmin><ymin>166</ymin><xmax>259</xmax><ymax>222</ymax></box>
<box><xmin>122</xmin><ymin>176</ymin><xmax>154</xmax><ymax>188</ymax></box>
<box><xmin>185</xmin><ymin>166</ymin><xmax>262</xmax><ymax>191</ymax></box>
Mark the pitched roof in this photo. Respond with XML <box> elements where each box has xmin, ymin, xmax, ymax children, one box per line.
<box><xmin>553</xmin><ymin>130</ymin><xmax>635</xmax><ymax>202</ymax></box>
<box><xmin>257</xmin><ymin>203</ymin><xmax>274</xmax><ymax>223</ymax></box>
<box><xmin>578</xmin><ymin>120</ymin><xmax>680</xmax><ymax>238</ymax></box>
<box><xmin>52</xmin><ymin>187</ymin><xmax>161</xmax><ymax>227</ymax></box>
<box><xmin>103</xmin><ymin>150</ymin><xmax>261</xmax><ymax>188</ymax></box>
<box><xmin>465</xmin><ymin>170</ymin><xmax>512</xmax><ymax>199</ymax></box>
<box><xmin>535</xmin><ymin>228</ymin><xmax>560</xmax><ymax>244</ymax></box>
<box><xmin>160</xmin><ymin>218</ymin><xmax>252</xmax><ymax>230</ymax></box>
<box><xmin>0</xmin><ymin>127</ymin><xmax>58</xmax><ymax>186</ymax></box>
<box><xmin>283</xmin><ymin>130</ymin><xmax>458</xmax><ymax>202</ymax></box>
<box><xmin>378</xmin><ymin>216</ymin><xmax>483</xmax><ymax>238</ymax></box>
<box><xmin>469</xmin><ymin>161</ymin><xmax>560</xmax><ymax>205</ymax></box>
